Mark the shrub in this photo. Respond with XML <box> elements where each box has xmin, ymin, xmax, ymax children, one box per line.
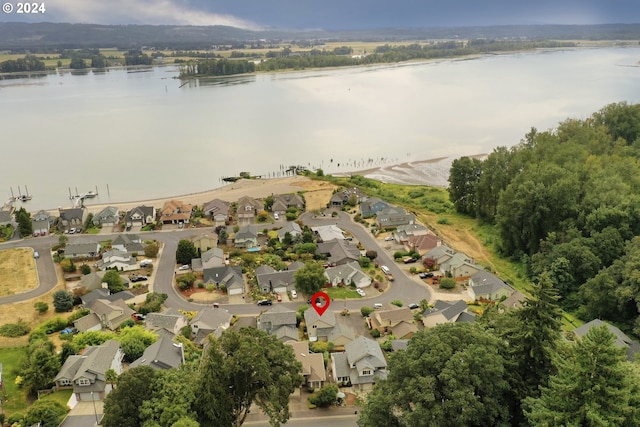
<box><xmin>437</xmin><ymin>217</ymin><xmax>451</xmax><ymax>225</ymax></box>
<box><xmin>309</xmin><ymin>384</ymin><xmax>339</xmax><ymax>408</ymax></box>
<box><xmin>80</xmin><ymin>264</ymin><xmax>91</xmax><ymax>275</ymax></box>
<box><xmin>206</xmin><ymin>284</ymin><xmax>215</xmax><ymax>292</ymax></box>
<box><xmin>365</xmin><ymin>250</ymin><xmax>378</xmax><ymax>260</ymax></box>
<box><xmin>371</xmin><ymin>329</ymin><xmax>381</xmax><ymax>338</ymax></box>
<box><xmin>0</xmin><ymin>321</ymin><xmax>31</xmax><ymax>337</ymax></box>
<box><xmin>38</xmin><ymin>317</ymin><xmax>69</xmax><ymax>334</ymax></box>
<box><xmin>310</xmin><ymin>341</ymin><xmax>334</xmax><ymax>353</ymax></box>
<box><xmin>144</xmin><ymin>242</ymin><xmax>159</xmax><ymax>258</ymax></box>
<box><xmin>34</xmin><ymin>301</ymin><xmax>49</xmax><ymax>314</ymax></box>
<box><xmin>440</xmin><ymin>277</ymin><xmax>456</xmax><ymax>289</ymax></box>
<box><xmin>360</xmin><ymin>306</ymin><xmax>374</xmax><ymax>317</ymax></box>
<box><xmin>67</xmin><ymin>308</ymin><xmax>90</xmax><ymax>325</ymax></box>
<box><xmin>8</xmin><ymin>413</ymin><xmax>24</xmax><ymax>425</ymax></box>
<box><xmin>53</xmin><ymin>290</ymin><xmax>74</xmax><ymax>312</ymax></box>
<box><xmin>391</xmin><ymin>300</ymin><xmax>403</xmax><ymax>307</ymax></box>
<box><xmin>60</xmin><ymin>258</ymin><xmax>76</xmax><ymax>273</ymax></box>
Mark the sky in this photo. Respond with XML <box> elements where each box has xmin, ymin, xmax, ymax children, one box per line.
<box><xmin>0</xmin><ymin>0</ymin><xmax>638</xmax><ymax>29</ymax></box>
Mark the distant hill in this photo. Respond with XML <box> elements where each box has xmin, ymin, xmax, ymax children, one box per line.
<box><xmin>1</xmin><ymin>22</ymin><xmax>639</xmax><ymax>50</ymax></box>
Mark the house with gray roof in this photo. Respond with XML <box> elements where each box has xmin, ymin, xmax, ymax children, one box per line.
<box><xmin>54</xmin><ymin>339</ymin><xmax>123</xmax><ymax>401</ymax></box>
<box><xmin>278</xmin><ymin>221</ymin><xmax>303</xmax><ymax>242</ymax></box>
<box><xmin>403</xmin><ymin>234</ymin><xmax>442</xmax><ymax>256</ymax></box>
<box><xmin>234</xmin><ymin>225</ymin><xmax>258</xmax><ymax>248</ymax></box>
<box><xmin>304</xmin><ymin>308</ymin><xmax>336</xmax><ymax>342</ymax></box>
<box><xmin>203</xmin><ymin>198</ymin><xmax>230</xmax><ymax>224</ymax></box>
<box><xmin>73</xmin><ymin>272</ymin><xmax>107</xmax><ymax>293</ymax></box>
<box><xmin>423</xmin><ymin>245</ymin><xmax>455</xmax><ymax>266</ymax></box>
<box><xmin>574</xmin><ymin>319</ymin><xmax>640</xmax><ymax>361</ymax></box>
<box><xmin>190</xmin><ymin>306</ymin><xmax>233</xmax><ymax>346</ymax></box>
<box><xmin>467</xmin><ymin>270</ymin><xmax>515</xmax><ymax>302</ymax></box>
<box><xmin>376</xmin><ymin>206</ymin><xmax>415</xmax><ymax>228</ymax></box>
<box><xmin>78</xmin><ymin>286</ymin><xmax>134</xmax><ymax>306</ymax></box>
<box><xmin>86</xmin><ymin>298</ymin><xmax>135</xmax><ymax>331</ymax></box>
<box><xmin>329</xmin><ymin>187</ymin><xmax>366</xmax><ymax>207</ymax></box>
<box><xmin>369</xmin><ymin>306</ymin><xmax>417</xmax><ymax>338</ymax></box>
<box><xmin>236</xmin><ymin>196</ymin><xmax>263</xmax><ymax>223</ymax></box>
<box><xmin>92</xmin><ymin>206</ymin><xmax>120</xmax><ymax>227</ymax></box>
<box><xmin>359</xmin><ymin>197</ymin><xmax>389</xmax><ymax>218</ymax></box>
<box><xmin>74</xmin><ymin>313</ymin><xmax>102</xmax><ymax>333</ymax></box>
<box><xmin>439</xmin><ymin>252</ymin><xmax>483</xmax><ymax>278</ymax></box>
<box><xmin>65</xmin><ymin>240</ymin><xmax>100</xmax><ymax>258</ymax></box>
<box><xmin>31</xmin><ymin>209</ymin><xmax>53</xmax><ymax>236</ymax></box>
<box><xmin>325</xmin><ymin>261</ymin><xmax>372</xmax><ymax>288</ymax></box>
<box><xmin>125</xmin><ymin>205</ymin><xmax>156</xmax><ymax>226</ymax></box>
<box><xmin>316</xmin><ymin>239</ymin><xmax>361</xmax><ymax>266</ymax></box>
<box><xmin>422</xmin><ymin>300</ymin><xmax>475</xmax><ymax>328</ymax></box>
<box><xmin>394</xmin><ymin>224</ymin><xmax>429</xmax><ymax>241</ymax></box>
<box><xmin>272</xmin><ymin>193</ymin><xmax>305</xmax><ymax>215</ymax></box>
<box><xmin>111</xmin><ymin>234</ymin><xmax>145</xmax><ymax>253</ymax></box>
<box><xmin>331</xmin><ymin>336</ymin><xmax>387</xmax><ymax>391</ymax></box>
<box><xmin>327</xmin><ymin>317</ymin><xmax>356</xmax><ymax>347</ymax></box>
<box><xmin>256</xmin><ymin>264</ymin><xmax>298</xmax><ymax>294</ymax></box>
<box><xmin>59</xmin><ymin>207</ymin><xmax>87</xmax><ymax>230</ymax></box>
<box><xmin>129</xmin><ymin>336</ymin><xmax>185</xmax><ymax>371</ymax></box>
<box><xmin>203</xmin><ymin>265</ymin><xmax>245</xmax><ymax>295</ymax></box>
<box><xmin>257</xmin><ymin>305</ymin><xmax>298</xmax><ymax>341</ymax></box>
<box><xmin>0</xmin><ymin>210</ymin><xmax>11</xmax><ymax>227</ymax></box>
<box><xmin>146</xmin><ymin>311</ymin><xmax>189</xmax><ymax>337</ymax></box>
<box><xmin>200</xmin><ymin>248</ymin><xmax>225</xmax><ymax>270</ymax></box>
<box><xmin>311</xmin><ymin>225</ymin><xmax>345</xmax><ymax>242</ymax></box>
<box><xmin>96</xmin><ymin>250</ymin><xmax>138</xmax><ymax>272</ymax></box>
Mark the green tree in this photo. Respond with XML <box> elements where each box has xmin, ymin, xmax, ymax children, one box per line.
<box><xmin>176</xmin><ymin>240</ymin><xmax>197</xmax><ymax>265</ymax></box>
<box><xmin>145</xmin><ymin>242</ymin><xmax>160</xmax><ymax>258</ymax></box>
<box><xmin>52</xmin><ymin>290</ymin><xmax>74</xmax><ymax>312</ymax></box>
<box><xmin>103</xmin><ymin>269</ymin><xmax>125</xmax><ymax>293</ymax></box>
<box><xmin>194</xmin><ymin>327</ymin><xmax>303</xmax><ymax>427</ymax></box>
<box><xmin>21</xmin><ymin>337</ymin><xmax>61</xmax><ymax>395</ymax></box>
<box><xmin>140</xmin><ymin>365</ymin><xmax>198</xmax><ymax>427</ymax></box>
<box><xmin>80</xmin><ymin>264</ymin><xmax>91</xmax><ymax>275</ymax></box>
<box><xmin>309</xmin><ymin>384</ymin><xmax>338</xmax><ymax>408</ymax></box>
<box><xmin>69</xmin><ymin>56</ymin><xmax>87</xmax><ymax>69</ymax></box>
<box><xmin>358</xmin><ymin>323</ymin><xmax>511</xmax><ymax>427</ymax></box>
<box><xmin>524</xmin><ymin>325</ymin><xmax>640</xmax><ymax>426</ymax></box>
<box><xmin>117</xmin><ymin>325</ymin><xmax>158</xmax><ymax>363</ymax></box>
<box><xmin>15</xmin><ymin>207</ymin><xmax>33</xmax><ymax>237</ymax></box>
<box><xmin>448</xmin><ymin>156</ymin><xmax>482</xmax><ymax>215</ymax></box>
<box><xmin>171</xmin><ymin>418</ymin><xmax>200</xmax><ymax>427</ymax></box>
<box><xmin>294</xmin><ymin>262</ymin><xmax>327</xmax><ymax>295</ymax></box>
<box><xmin>24</xmin><ymin>399</ymin><xmax>68</xmax><ymax>427</ymax></box>
<box><xmin>103</xmin><ymin>366</ymin><xmax>157</xmax><ymax>427</ymax></box>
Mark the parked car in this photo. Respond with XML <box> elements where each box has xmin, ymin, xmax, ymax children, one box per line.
<box><xmin>274</xmin><ymin>213</ymin><xmax>279</xmax><ymax>220</ymax></box>
<box><xmin>403</xmin><ymin>257</ymin><xmax>418</xmax><ymax>264</ymax></box>
<box><xmin>131</xmin><ymin>313</ymin><xmax>146</xmax><ymax>321</ymax></box>
<box><xmin>384</xmin><ymin>236</ymin><xmax>394</xmax><ymax>241</ymax></box>
<box><xmin>130</xmin><ymin>275</ymin><xmax>148</xmax><ymax>282</ymax></box>
<box><xmin>408</xmin><ymin>303</ymin><xmax>420</xmax><ymax>310</ymax></box>
<box><xmin>178</xmin><ymin>264</ymin><xmax>190</xmax><ymax>271</ymax></box>
<box><xmin>140</xmin><ymin>259</ymin><xmax>153</xmax><ymax>267</ymax></box>
<box><xmin>257</xmin><ymin>299</ymin><xmax>273</xmax><ymax>306</ymax></box>
<box><xmin>356</xmin><ymin>288</ymin><xmax>366</xmax><ymax>297</ymax></box>
<box><xmin>277</xmin><ymin>294</ymin><xmax>282</xmax><ymax>302</ymax></box>
<box><xmin>69</xmin><ymin>228</ymin><xmax>76</xmax><ymax>234</ymax></box>
<box><xmin>33</xmin><ymin>251</ymin><xmax>39</xmax><ymax>259</ymax></box>
<box><xmin>290</xmin><ymin>290</ymin><xmax>297</xmax><ymax>299</ymax></box>
<box><xmin>418</xmin><ymin>272</ymin><xmax>434</xmax><ymax>279</ymax></box>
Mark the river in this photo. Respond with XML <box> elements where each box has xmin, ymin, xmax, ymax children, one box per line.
<box><xmin>1</xmin><ymin>46</ymin><xmax>639</xmax><ymax>211</ymax></box>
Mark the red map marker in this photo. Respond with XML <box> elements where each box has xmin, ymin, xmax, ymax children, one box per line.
<box><xmin>310</xmin><ymin>291</ymin><xmax>330</xmax><ymax>316</ymax></box>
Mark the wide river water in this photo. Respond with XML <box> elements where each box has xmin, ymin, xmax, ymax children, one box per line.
<box><xmin>1</xmin><ymin>46</ymin><xmax>639</xmax><ymax>211</ymax></box>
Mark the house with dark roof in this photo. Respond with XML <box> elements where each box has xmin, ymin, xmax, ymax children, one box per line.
<box><xmin>258</xmin><ymin>305</ymin><xmax>298</xmax><ymax>342</ymax></box>
<box><xmin>422</xmin><ymin>300</ymin><xmax>475</xmax><ymax>328</ymax></box>
<box><xmin>329</xmin><ymin>188</ymin><xmax>366</xmax><ymax>207</ymax></box>
<box><xmin>59</xmin><ymin>207</ymin><xmax>87</xmax><ymax>230</ymax></box>
<box><xmin>111</xmin><ymin>234</ymin><xmax>145</xmax><ymax>253</ymax></box>
<box><xmin>160</xmin><ymin>199</ymin><xmax>192</xmax><ymax>224</ymax></box>
<box><xmin>316</xmin><ymin>239</ymin><xmax>361</xmax><ymax>266</ymax></box>
<box><xmin>330</xmin><ymin>336</ymin><xmax>387</xmax><ymax>391</ymax></box>
<box><xmin>92</xmin><ymin>206</ymin><xmax>120</xmax><ymax>227</ymax></box>
<box><xmin>31</xmin><ymin>210</ymin><xmax>53</xmax><ymax>236</ymax></box>
<box><xmin>125</xmin><ymin>205</ymin><xmax>156</xmax><ymax>226</ymax></box>
<box><xmin>189</xmin><ymin>307</ymin><xmax>233</xmax><ymax>346</ymax></box>
<box><xmin>376</xmin><ymin>206</ymin><xmax>415</xmax><ymax>228</ymax></box>
<box><xmin>54</xmin><ymin>339</ymin><xmax>123</xmax><ymax>401</ymax></box>
<box><xmin>65</xmin><ymin>240</ymin><xmax>100</xmax><ymax>258</ymax></box>
<box><xmin>272</xmin><ymin>193</ymin><xmax>305</xmax><ymax>215</ymax></box>
<box><xmin>359</xmin><ymin>197</ymin><xmax>389</xmax><ymax>218</ymax></box>
<box><xmin>573</xmin><ymin>319</ymin><xmax>640</xmax><ymax>361</ymax></box>
<box><xmin>325</xmin><ymin>262</ymin><xmax>372</xmax><ymax>288</ymax></box>
<box><xmin>129</xmin><ymin>336</ymin><xmax>185</xmax><ymax>370</ymax></box>
<box><xmin>255</xmin><ymin>263</ymin><xmax>302</xmax><ymax>294</ymax></box>
<box><xmin>203</xmin><ymin>265</ymin><xmax>245</xmax><ymax>295</ymax></box>
<box><xmin>286</xmin><ymin>341</ymin><xmax>326</xmax><ymax>390</ymax></box>
<box><xmin>234</xmin><ymin>225</ymin><xmax>258</xmax><ymax>248</ymax></box>
<box><xmin>467</xmin><ymin>270</ymin><xmax>515</xmax><ymax>301</ymax></box>
<box><xmin>203</xmin><ymin>199</ymin><xmax>230</xmax><ymax>224</ymax></box>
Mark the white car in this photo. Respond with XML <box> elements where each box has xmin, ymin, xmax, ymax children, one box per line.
<box><xmin>384</xmin><ymin>236</ymin><xmax>394</xmax><ymax>241</ymax></box>
<box><xmin>178</xmin><ymin>264</ymin><xmax>190</xmax><ymax>271</ymax></box>
<box><xmin>290</xmin><ymin>290</ymin><xmax>297</xmax><ymax>299</ymax></box>
<box><xmin>356</xmin><ymin>288</ymin><xmax>366</xmax><ymax>297</ymax></box>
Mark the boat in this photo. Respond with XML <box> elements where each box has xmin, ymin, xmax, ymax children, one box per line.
<box><xmin>14</xmin><ymin>186</ymin><xmax>32</xmax><ymax>202</ymax></box>
<box><xmin>85</xmin><ymin>190</ymin><xmax>97</xmax><ymax>198</ymax></box>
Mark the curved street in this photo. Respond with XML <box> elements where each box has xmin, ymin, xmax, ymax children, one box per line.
<box><xmin>0</xmin><ymin>210</ymin><xmax>433</xmax><ymax>316</ymax></box>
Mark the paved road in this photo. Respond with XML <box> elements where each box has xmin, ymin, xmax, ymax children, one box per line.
<box><xmin>245</xmin><ymin>414</ymin><xmax>358</xmax><ymax>427</ymax></box>
<box><xmin>0</xmin><ymin>210</ymin><xmax>432</xmax><ymax>314</ymax></box>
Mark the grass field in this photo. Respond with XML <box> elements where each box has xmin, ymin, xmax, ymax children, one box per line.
<box><xmin>0</xmin><ymin>248</ymin><xmax>38</xmax><ymax>297</ymax></box>
<box><xmin>0</xmin><ymin>346</ymin><xmax>29</xmax><ymax>416</ymax></box>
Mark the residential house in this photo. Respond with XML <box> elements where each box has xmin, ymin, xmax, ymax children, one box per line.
<box><xmin>327</xmin><ymin>318</ymin><xmax>356</xmax><ymax>347</ymax></box>
<box><xmin>74</xmin><ymin>272</ymin><xmax>108</xmax><ymax>293</ymax></box>
<box><xmin>86</xmin><ymin>298</ymin><xmax>136</xmax><ymax>331</ymax></box>
<box><xmin>192</xmin><ymin>247</ymin><xmax>224</xmax><ymax>272</ymax></box>
<box><xmin>203</xmin><ymin>266</ymin><xmax>245</xmax><ymax>295</ymax></box>
<box><xmin>31</xmin><ymin>210</ymin><xmax>53</xmax><ymax>236</ymax></box>
<box><xmin>394</xmin><ymin>224</ymin><xmax>429</xmax><ymax>242</ymax></box>
<box><xmin>330</xmin><ymin>336</ymin><xmax>388</xmax><ymax>391</ymax></box>
<box><xmin>329</xmin><ymin>187</ymin><xmax>366</xmax><ymax>207</ymax></box>
<box><xmin>286</xmin><ymin>341</ymin><xmax>326</xmax><ymax>390</ymax></box>
<box><xmin>203</xmin><ymin>199</ymin><xmax>230</xmax><ymax>224</ymax></box>
<box><xmin>79</xmin><ymin>289</ymin><xmax>135</xmax><ymax>307</ymax></box>
<box><xmin>403</xmin><ymin>234</ymin><xmax>442</xmax><ymax>256</ymax></box>
<box><xmin>74</xmin><ymin>313</ymin><xmax>102</xmax><ymax>333</ymax></box>
<box><xmin>423</xmin><ymin>245</ymin><xmax>455</xmax><ymax>268</ymax></box>
<box><xmin>96</xmin><ymin>250</ymin><xmax>138</xmax><ymax>271</ymax></box>
<box><xmin>574</xmin><ymin>319</ymin><xmax>640</xmax><ymax>361</ymax></box>
<box><xmin>325</xmin><ymin>262</ymin><xmax>372</xmax><ymax>288</ymax></box>
<box><xmin>316</xmin><ymin>239</ymin><xmax>361</xmax><ymax>266</ymax></box>
<box><xmin>391</xmin><ymin>339</ymin><xmax>409</xmax><ymax>351</ymax></box>
<box><xmin>234</xmin><ymin>225</ymin><xmax>258</xmax><ymax>248</ymax></box>
<box><xmin>189</xmin><ymin>306</ymin><xmax>233</xmax><ymax>345</ymax></box>
<box><xmin>0</xmin><ymin>210</ymin><xmax>11</xmax><ymax>227</ymax></box>
<box><xmin>236</xmin><ymin>196</ymin><xmax>263</xmax><ymax>223</ymax></box>
<box><xmin>439</xmin><ymin>252</ymin><xmax>482</xmax><ymax>278</ymax></box>
<box><xmin>422</xmin><ymin>300</ymin><xmax>476</xmax><ymax>328</ymax></box>
<box><xmin>359</xmin><ymin>197</ymin><xmax>389</xmax><ymax>218</ymax></box>
<box><xmin>258</xmin><ymin>305</ymin><xmax>298</xmax><ymax>342</ymax></box>
<box><xmin>376</xmin><ymin>206</ymin><xmax>416</xmax><ymax>228</ymax></box>
<box><xmin>304</xmin><ymin>308</ymin><xmax>336</xmax><ymax>342</ymax></box>
<box><xmin>54</xmin><ymin>339</ymin><xmax>123</xmax><ymax>401</ymax></box>
<box><xmin>272</xmin><ymin>193</ymin><xmax>305</xmax><ymax>215</ymax></box>
<box><xmin>92</xmin><ymin>206</ymin><xmax>120</xmax><ymax>227</ymax></box>
<box><xmin>59</xmin><ymin>207</ymin><xmax>87</xmax><ymax>230</ymax></box>
<box><xmin>125</xmin><ymin>205</ymin><xmax>156</xmax><ymax>226</ymax></box>
<box><xmin>145</xmin><ymin>309</ymin><xmax>189</xmax><ymax>337</ymax></box>
<box><xmin>65</xmin><ymin>240</ymin><xmax>100</xmax><ymax>258</ymax></box>
<box><xmin>501</xmin><ymin>290</ymin><xmax>527</xmax><ymax>310</ymax></box>
<box><xmin>160</xmin><ymin>199</ymin><xmax>192</xmax><ymax>224</ymax></box>
<box><xmin>311</xmin><ymin>225</ymin><xmax>345</xmax><ymax>242</ymax></box>
<box><xmin>191</xmin><ymin>234</ymin><xmax>218</xmax><ymax>254</ymax></box>
<box><xmin>255</xmin><ymin>262</ymin><xmax>301</xmax><ymax>294</ymax></box>
<box><xmin>111</xmin><ymin>234</ymin><xmax>145</xmax><ymax>253</ymax></box>
<box><xmin>368</xmin><ymin>306</ymin><xmax>418</xmax><ymax>339</ymax></box>
<box><xmin>129</xmin><ymin>336</ymin><xmax>185</xmax><ymax>370</ymax></box>
<box><xmin>467</xmin><ymin>270</ymin><xmax>515</xmax><ymax>302</ymax></box>
<box><xmin>278</xmin><ymin>221</ymin><xmax>303</xmax><ymax>242</ymax></box>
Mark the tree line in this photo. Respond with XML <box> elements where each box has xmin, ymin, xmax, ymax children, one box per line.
<box><xmin>448</xmin><ymin>102</ymin><xmax>640</xmax><ymax>330</ymax></box>
<box><xmin>0</xmin><ymin>55</ymin><xmax>45</xmax><ymax>73</ymax></box>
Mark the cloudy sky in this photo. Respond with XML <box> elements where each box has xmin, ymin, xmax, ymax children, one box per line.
<box><xmin>1</xmin><ymin>0</ymin><xmax>638</xmax><ymax>29</ymax></box>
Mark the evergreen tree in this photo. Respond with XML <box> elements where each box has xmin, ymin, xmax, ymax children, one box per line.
<box><xmin>15</xmin><ymin>207</ymin><xmax>33</xmax><ymax>237</ymax></box>
<box><xmin>176</xmin><ymin>240</ymin><xmax>197</xmax><ymax>265</ymax></box>
<box><xmin>102</xmin><ymin>366</ymin><xmax>157</xmax><ymax>427</ymax></box>
<box><xmin>525</xmin><ymin>325</ymin><xmax>640</xmax><ymax>426</ymax></box>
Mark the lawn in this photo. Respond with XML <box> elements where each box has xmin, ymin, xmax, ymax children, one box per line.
<box><xmin>325</xmin><ymin>287</ymin><xmax>360</xmax><ymax>300</ymax></box>
<box><xmin>0</xmin><ymin>347</ymin><xmax>29</xmax><ymax>416</ymax></box>
<box><xmin>0</xmin><ymin>248</ymin><xmax>39</xmax><ymax>296</ymax></box>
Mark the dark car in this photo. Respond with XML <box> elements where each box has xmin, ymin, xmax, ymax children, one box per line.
<box><xmin>418</xmin><ymin>272</ymin><xmax>434</xmax><ymax>279</ymax></box>
<box><xmin>257</xmin><ymin>299</ymin><xmax>273</xmax><ymax>306</ymax></box>
<box><xmin>408</xmin><ymin>303</ymin><xmax>420</xmax><ymax>310</ymax></box>
<box><xmin>130</xmin><ymin>275</ymin><xmax>148</xmax><ymax>282</ymax></box>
